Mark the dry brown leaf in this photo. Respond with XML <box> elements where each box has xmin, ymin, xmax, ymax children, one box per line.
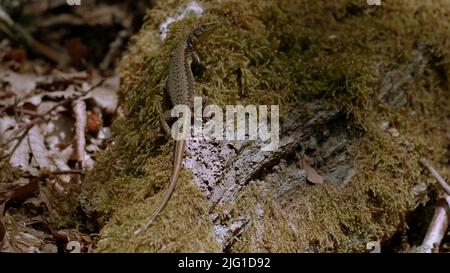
<box><xmin>5</xmin><ymin>48</ymin><xmax>27</xmax><ymax>64</ymax></box>
<box><xmin>67</xmin><ymin>38</ymin><xmax>90</xmax><ymax>63</ymax></box>
<box><xmin>0</xmin><ymin>91</ymin><xmax>15</xmax><ymax>101</ymax></box>
<box><xmin>299</xmin><ymin>155</ymin><xmax>324</xmax><ymax>185</ymax></box>
<box><xmin>0</xmin><ymin>179</ymin><xmax>40</xmax><ymax>248</ymax></box>
<box><xmin>87</xmin><ymin>111</ymin><xmax>102</xmax><ymax>135</ymax></box>
<box><xmin>52</xmin><ymin>229</ymin><xmax>93</xmax><ymax>253</ymax></box>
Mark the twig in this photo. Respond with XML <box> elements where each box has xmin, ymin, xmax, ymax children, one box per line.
<box><xmin>0</xmin><ymin>117</ymin><xmax>40</xmax><ymax>160</ymax></box>
<box><xmin>417</xmin><ymin>196</ymin><xmax>450</xmax><ymax>253</ymax></box>
<box><xmin>417</xmin><ymin>158</ymin><xmax>450</xmax><ymax>253</ymax></box>
<box><xmin>9</xmin><ymin>107</ymin><xmax>43</xmax><ymax>118</ymax></box>
<box><xmin>100</xmin><ymin>30</ymin><xmax>128</xmax><ymax>71</ymax></box>
<box><xmin>73</xmin><ymin>99</ymin><xmax>86</xmax><ymax>170</ymax></box>
<box><xmin>420</xmin><ymin>158</ymin><xmax>450</xmax><ymax>195</ymax></box>
<box><xmin>51</xmin><ymin>170</ymin><xmax>84</xmax><ymax>175</ymax></box>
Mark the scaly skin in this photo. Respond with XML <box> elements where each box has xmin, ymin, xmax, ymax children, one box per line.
<box><xmin>135</xmin><ymin>23</ymin><xmax>217</xmax><ymax>233</ymax></box>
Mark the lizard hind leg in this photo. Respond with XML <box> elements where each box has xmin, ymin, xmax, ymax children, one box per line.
<box><xmin>160</xmin><ymin>109</ymin><xmax>173</xmax><ymax>137</ymax></box>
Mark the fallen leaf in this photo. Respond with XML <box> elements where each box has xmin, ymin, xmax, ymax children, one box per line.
<box><xmin>28</xmin><ymin>126</ymin><xmax>54</xmax><ymax>171</ymax></box>
<box><xmin>22</xmin><ymin>95</ymin><xmax>43</xmax><ymax>108</ymax></box>
<box><xmin>43</xmin><ymin>115</ymin><xmax>76</xmax><ymax>148</ymax></box>
<box><xmin>0</xmin><ymin>91</ymin><xmax>15</xmax><ymax>101</ymax></box>
<box><xmin>49</xmin><ymin>148</ymin><xmax>73</xmax><ymax>183</ymax></box>
<box><xmin>299</xmin><ymin>155</ymin><xmax>324</xmax><ymax>185</ymax></box>
<box><xmin>0</xmin><ymin>70</ymin><xmax>43</xmax><ymax>97</ymax></box>
<box><xmin>0</xmin><ymin>116</ymin><xmax>17</xmax><ymax>141</ymax></box>
<box><xmin>5</xmin><ymin>48</ymin><xmax>27</xmax><ymax>64</ymax></box>
<box><xmin>20</xmin><ymin>102</ymin><xmax>38</xmax><ymax>112</ymax></box>
<box><xmin>87</xmin><ymin>111</ymin><xmax>102</xmax><ymax>135</ymax></box>
<box><xmin>0</xmin><ymin>179</ymin><xmax>40</xmax><ymax>204</ymax></box>
<box><xmin>10</xmin><ymin>136</ymin><xmax>32</xmax><ymax>172</ymax></box>
<box><xmin>84</xmin><ymin>154</ymin><xmax>95</xmax><ymax>170</ymax></box>
<box><xmin>52</xmin><ymin>229</ymin><xmax>93</xmax><ymax>253</ymax></box>
<box><xmin>67</xmin><ymin>38</ymin><xmax>90</xmax><ymax>64</ymax></box>
<box><xmin>0</xmin><ymin>179</ymin><xmax>40</xmax><ymax>248</ymax></box>
<box><xmin>89</xmin><ymin>76</ymin><xmax>119</xmax><ymax>114</ymax></box>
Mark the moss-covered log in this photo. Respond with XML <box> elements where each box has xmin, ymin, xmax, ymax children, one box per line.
<box><xmin>80</xmin><ymin>0</ymin><xmax>450</xmax><ymax>252</ymax></box>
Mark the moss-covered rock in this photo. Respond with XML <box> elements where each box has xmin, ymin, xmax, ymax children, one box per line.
<box><xmin>81</xmin><ymin>0</ymin><xmax>450</xmax><ymax>252</ymax></box>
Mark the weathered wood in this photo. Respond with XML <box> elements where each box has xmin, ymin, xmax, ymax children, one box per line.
<box><xmin>209</xmin><ymin>104</ymin><xmax>342</xmax><ymax>206</ymax></box>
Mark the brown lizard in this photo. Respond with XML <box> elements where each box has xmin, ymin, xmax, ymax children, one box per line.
<box><xmin>135</xmin><ymin>22</ymin><xmax>217</xmax><ymax>234</ymax></box>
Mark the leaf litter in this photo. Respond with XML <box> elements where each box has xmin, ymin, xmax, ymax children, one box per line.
<box><xmin>0</xmin><ymin>0</ymin><xmax>142</xmax><ymax>253</ymax></box>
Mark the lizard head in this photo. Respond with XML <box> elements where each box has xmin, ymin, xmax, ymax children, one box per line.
<box><xmin>189</xmin><ymin>22</ymin><xmax>219</xmax><ymax>46</ymax></box>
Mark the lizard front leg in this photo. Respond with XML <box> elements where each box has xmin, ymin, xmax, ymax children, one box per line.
<box><xmin>192</xmin><ymin>49</ymin><xmax>208</xmax><ymax>69</ymax></box>
<box><xmin>191</xmin><ymin>49</ymin><xmax>212</xmax><ymax>77</ymax></box>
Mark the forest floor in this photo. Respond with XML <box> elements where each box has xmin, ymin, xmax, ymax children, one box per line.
<box><xmin>1</xmin><ymin>0</ymin><xmax>450</xmax><ymax>253</ymax></box>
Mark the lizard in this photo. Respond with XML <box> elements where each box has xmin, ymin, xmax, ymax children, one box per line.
<box><xmin>135</xmin><ymin>22</ymin><xmax>218</xmax><ymax>234</ymax></box>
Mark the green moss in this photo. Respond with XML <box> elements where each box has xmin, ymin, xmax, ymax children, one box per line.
<box><xmin>0</xmin><ymin>160</ymin><xmax>21</xmax><ymax>184</ymax></box>
<box><xmin>95</xmin><ymin>177</ymin><xmax>221</xmax><ymax>252</ymax></box>
<box><xmin>81</xmin><ymin>0</ymin><xmax>450</xmax><ymax>252</ymax></box>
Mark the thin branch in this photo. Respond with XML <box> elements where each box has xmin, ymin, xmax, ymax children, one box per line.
<box><xmin>420</xmin><ymin>158</ymin><xmax>450</xmax><ymax>195</ymax></box>
<box><xmin>9</xmin><ymin>107</ymin><xmax>43</xmax><ymax>118</ymax></box>
<box><xmin>73</xmin><ymin>99</ymin><xmax>86</xmax><ymax>170</ymax></box>
<box><xmin>51</xmin><ymin>169</ymin><xmax>84</xmax><ymax>175</ymax></box>
<box><xmin>418</xmin><ymin>158</ymin><xmax>450</xmax><ymax>253</ymax></box>
<box><xmin>417</xmin><ymin>196</ymin><xmax>450</xmax><ymax>253</ymax></box>
<box><xmin>100</xmin><ymin>30</ymin><xmax>128</xmax><ymax>71</ymax></box>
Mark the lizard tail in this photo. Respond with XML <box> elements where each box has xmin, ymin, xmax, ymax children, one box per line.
<box><xmin>135</xmin><ymin>139</ymin><xmax>186</xmax><ymax>234</ymax></box>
